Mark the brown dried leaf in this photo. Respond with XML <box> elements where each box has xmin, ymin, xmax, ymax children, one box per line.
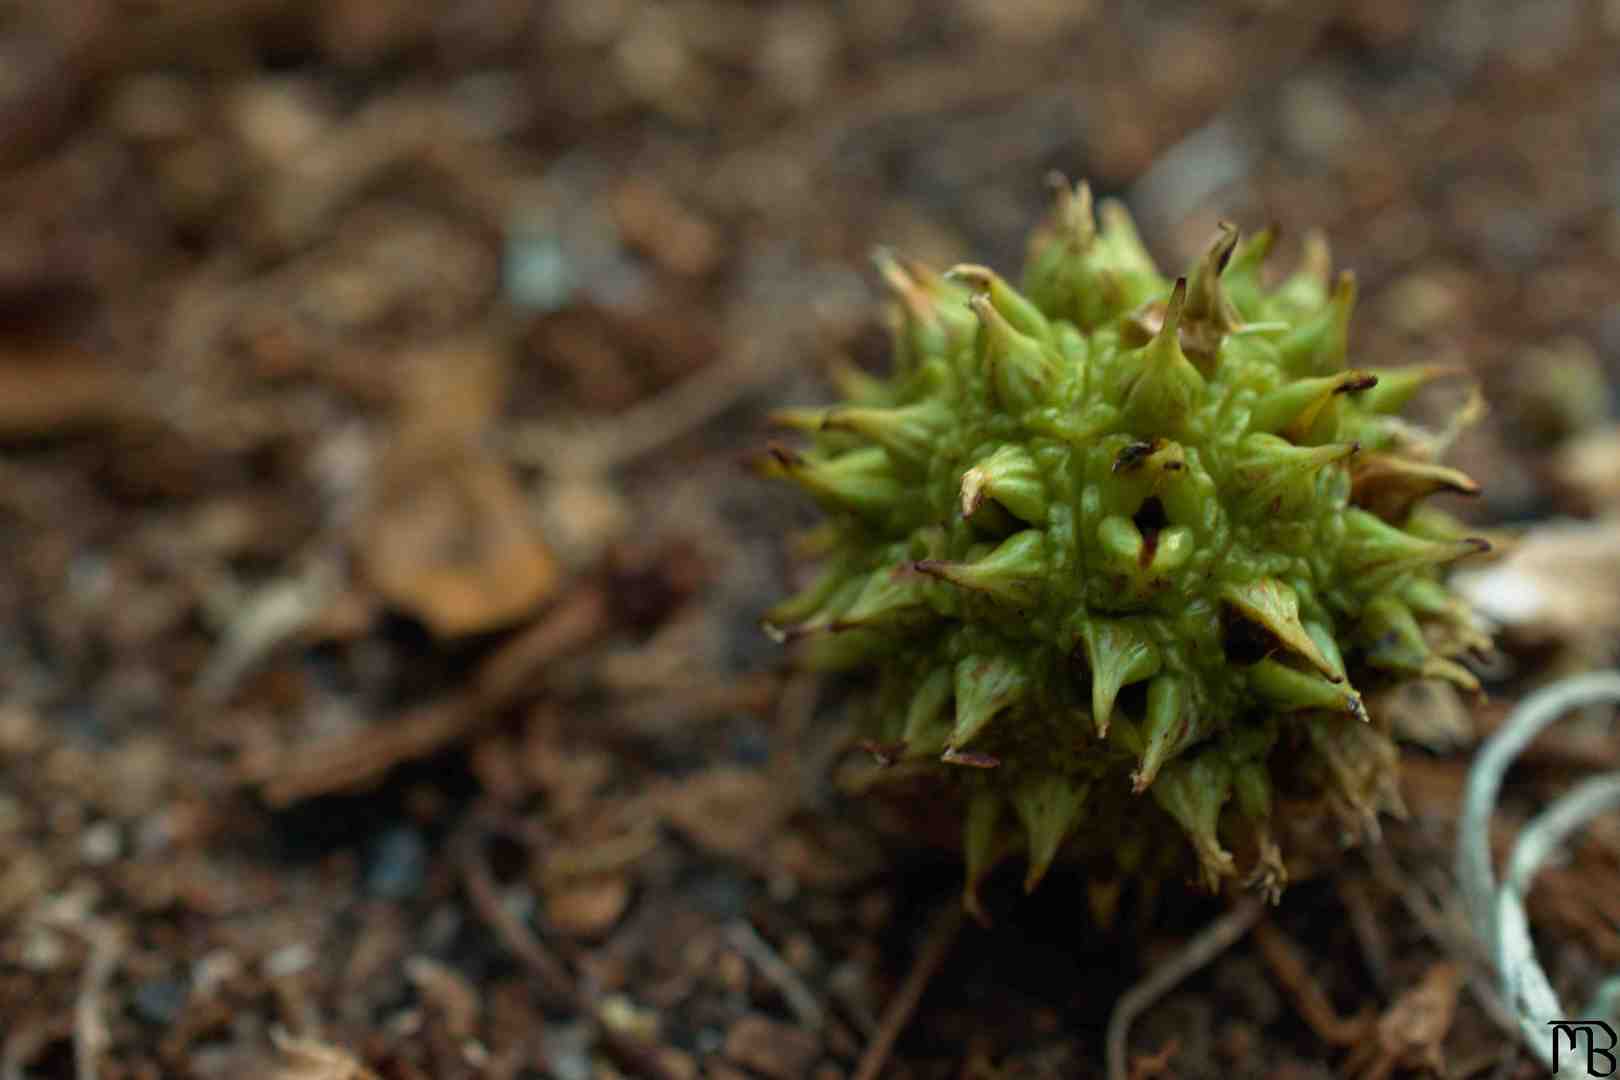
<box><xmin>360</xmin><ymin>447</ymin><xmax>557</xmax><ymax>637</ymax></box>
<box><xmin>270</xmin><ymin>1032</ymin><xmax>381</xmax><ymax>1080</ymax></box>
<box><xmin>1451</xmin><ymin>516</ymin><xmax>1620</xmax><ymax>666</ymax></box>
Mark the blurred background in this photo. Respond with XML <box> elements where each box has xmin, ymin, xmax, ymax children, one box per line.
<box><xmin>1</xmin><ymin>1</ymin><xmax>1618</xmax><ymax>1077</ymax></box>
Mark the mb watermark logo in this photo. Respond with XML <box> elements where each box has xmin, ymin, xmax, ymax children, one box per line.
<box><xmin>1550</xmin><ymin>1020</ymin><xmax>1618</xmax><ymax>1076</ymax></box>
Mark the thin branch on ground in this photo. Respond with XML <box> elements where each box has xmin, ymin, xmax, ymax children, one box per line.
<box><xmin>71</xmin><ymin>923</ymin><xmax>123</xmax><ymax>1080</ymax></box>
<box><xmin>852</xmin><ymin>900</ymin><xmax>964</xmax><ymax>1080</ymax></box>
<box><xmin>1106</xmin><ymin>896</ymin><xmax>1266</xmax><ymax>1080</ymax></box>
<box><xmin>457</xmin><ymin>812</ymin><xmax>684</xmax><ymax>1080</ymax></box>
<box><xmin>725</xmin><ymin>921</ymin><xmax>827</xmax><ymax>1032</ymax></box>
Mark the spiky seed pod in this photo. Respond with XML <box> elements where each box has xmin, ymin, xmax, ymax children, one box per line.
<box><xmin>761</xmin><ymin>179</ymin><xmax>1491</xmax><ymax>916</ymax></box>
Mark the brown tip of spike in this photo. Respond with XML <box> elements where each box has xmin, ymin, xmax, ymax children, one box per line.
<box><xmin>1211</xmin><ymin>222</ymin><xmax>1239</xmax><ymax>273</ymax></box>
<box><xmin>941</xmin><ymin>748</ymin><xmax>1000</xmax><ymax>769</ymax></box>
<box><xmin>858</xmin><ymin>739</ymin><xmax>907</xmax><ymax>766</ymax></box>
<box><xmin>766</xmin><ymin>442</ymin><xmax>802</xmax><ymax>467</ymax></box>
<box><xmin>944</xmin><ymin>263</ymin><xmax>996</xmax><ymax>293</ymax></box>
<box><xmin>1163</xmin><ymin>277</ymin><xmax>1188</xmax><ymax>331</ymax></box>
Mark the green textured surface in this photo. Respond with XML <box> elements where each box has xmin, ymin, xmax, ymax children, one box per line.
<box><xmin>763</xmin><ymin>183</ymin><xmax>1490</xmax><ymax>915</ymax></box>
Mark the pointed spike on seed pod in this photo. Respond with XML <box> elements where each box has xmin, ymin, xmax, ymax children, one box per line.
<box><xmin>766</xmin><ymin>405</ymin><xmax>831</xmax><ymax>432</ymax></box>
<box><xmin>1023</xmin><ymin>176</ymin><xmax>1099</xmax><ymax>326</ymax></box>
<box><xmin>1277</xmin><ymin>271</ymin><xmax>1356</xmax><ymax>375</ymax></box>
<box><xmin>793</xmin><ymin>624</ymin><xmax>891</xmax><ymax>673</ymax></box>
<box><xmin>824</xmin><ymin>355</ymin><xmax>895</xmax><ymax>405</ymax></box>
<box><xmin>1046</xmin><ymin>173</ymin><xmax>1098</xmax><ymax>249</ymax></box>
<box><xmin>901</xmin><ymin>666</ymin><xmax>956</xmax><ymax>759</ymax></box>
<box><xmin>963</xmin><ymin>788</ymin><xmax>1004</xmax><ymax>925</ymax></box>
<box><xmin>1150</xmin><ymin>754</ymin><xmax>1237</xmax><ymax>892</ymax></box>
<box><xmin>1029</xmin><ymin>173</ymin><xmax>1097</xmax><ymax>253</ymax></box>
<box><xmin>1234</xmin><ymin>435</ymin><xmax>1359</xmax><ymax>511</ymax></box>
<box><xmin>1404</xmin><ymin>505</ymin><xmax>1510</xmax><ymax>554</ymax></box>
<box><xmin>786</xmin><ymin>520</ymin><xmax>842</xmax><ymax>560</ymax></box>
<box><xmin>757</xmin><ymin>444</ymin><xmax>905</xmax><ymax>517</ymax></box>
<box><xmin>1080</xmin><ymin>619</ymin><xmax>1162</xmax><ymax>738</ymax></box>
<box><xmin>1133</xmin><ymin>674</ymin><xmax>1206</xmax><ymax>793</ymax></box>
<box><xmin>1247</xmin><ymin>370</ymin><xmax>1379</xmax><ymax>440</ymax></box>
<box><xmin>1221</xmin><ymin>578</ymin><xmax>1340</xmax><ymax>680</ymax></box>
<box><xmin>915</xmin><ymin>529</ymin><xmax>1046</xmax><ymax>606</ymax></box>
<box><xmin>1400</xmin><ymin>577</ymin><xmax>1494</xmax><ymax>655</ymax></box>
<box><xmin>1305</xmin><ymin>714</ymin><xmax>1404</xmax><ymax>838</ymax></box>
<box><xmin>1422</xmin><ymin>655</ymin><xmax>1482</xmax><ymax>693</ymax></box>
<box><xmin>871</xmin><ymin>247</ymin><xmax>952</xmax><ymax>362</ymax></box>
<box><xmin>820</xmin><ymin>400</ymin><xmax>953</xmax><ymax>464</ymax></box>
<box><xmin>1342</xmin><ymin>508</ymin><xmax>1491</xmax><ymax>582</ymax></box>
<box><xmin>948</xmin><ymin>654</ymin><xmax>1028</xmax><ymax>749</ymax></box>
<box><xmin>1185</xmin><ymin>223</ymin><xmax>1243</xmax><ymax>332</ymax></box>
<box><xmin>1358</xmin><ymin>595</ymin><xmax>1481</xmax><ymax>692</ymax></box>
<box><xmin>1358</xmin><ymin>594</ymin><xmax>1428</xmax><ymax>669</ymax></box>
<box><xmin>1237</xmin><ymin>434</ymin><xmax>1360</xmax><ymax>475</ymax></box>
<box><xmin>871</xmin><ymin>245</ymin><xmax>917</xmax><ymax>298</ymax></box>
<box><xmin>960</xmin><ymin>445</ymin><xmax>1049</xmax><ymax>526</ymax></box>
<box><xmin>833</xmin><ymin>563</ymin><xmax>932</xmax><ymax>632</ymax></box>
<box><xmin>1301</xmin><ymin>229</ymin><xmax>1331</xmax><ymax>288</ymax></box>
<box><xmin>1303</xmin><ymin>620</ymin><xmax>1348</xmax><ymax>681</ymax></box>
<box><xmin>1124</xmin><ymin>278</ymin><xmax>1206</xmax><ymax>436</ymax></box>
<box><xmin>967</xmin><ymin>293</ymin><xmax>1058</xmax><ymax>412</ymax></box>
<box><xmin>1097</xmin><ymin>198</ymin><xmax>1161</xmax><ymax>278</ymax></box>
<box><xmin>1350</xmin><ymin>453</ymin><xmax>1480</xmax><ymax>523</ymax></box>
<box><xmin>1249</xmin><ymin>658</ymin><xmax>1368</xmax><ymax>722</ymax></box>
<box><xmin>1012</xmin><ymin>773</ymin><xmax>1089</xmax><ymax>893</ymax></box>
<box><xmin>947</xmin><ymin>263</ymin><xmax>1052</xmax><ymax>342</ymax></box>
<box><xmin>1356</xmin><ymin>364</ymin><xmax>1470</xmax><ymax>415</ymax></box>
<box><xmin>1228</xmin><ymin>225</ymin><xmax>1275</xmax><ymax>276</ymax></box>
<box><xmin>762</xmin><ymin>560</ymin><xmax>858</xmax><ymax>637</ymax></box>
<box><xmin>904</xmin><ymin>255</ymin><xmax>982</xmax><ymax>345</ymax></box>
<box><xmin>1221</xmin><ymin>225</ymin><xmax>1277</xmax><ymax>319</ymax></box>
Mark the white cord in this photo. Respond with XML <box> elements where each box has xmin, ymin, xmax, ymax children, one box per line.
<box><xmin>1456</xmin><ymin>671</ymin><xmax>1620</xmax><ymax>1077</ymax></box>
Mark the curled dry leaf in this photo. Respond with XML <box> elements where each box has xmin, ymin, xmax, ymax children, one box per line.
<box><xmin>358</xmin><ymin>339</ymin><xmax>558</xmax><ymax>636</ymax></box>
<box><xmin>1552</xmin><ymin>424</ymin><xmax>1620</xmax><ymax>512</ymax></box>
<box><xmin>1451</xmin><ymin>516</ymin><xmax>1620</xmax><ymax>669</ymax></box>
<box><xmin>1344</xmin><ymin>962</ymin><xmax>1461</xmax><ymax>1080</ymax></box>
<box><xmin>270</xmin><ymin>1031</ymin><xmax>380</xmax><ymax>1080</ymax></box>
<box><xmin>360</xmin><ymin>446</ymin><xmax>558</xmax><ymax>636</ymax></box>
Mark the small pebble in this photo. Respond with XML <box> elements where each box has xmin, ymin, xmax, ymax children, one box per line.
<box><xmin>132</xmin><ymin>977</ymin><xmax>188</xmax><ymax>1025</ymax></box>
<box><xmin>366</xmin><ymin>826</ymin><xmax>428</xmax><ymax>900</ymax></box>
<box><xmin>81</xmin><ymin>820</ymin><xmax>122</xmax><ymax>865</ymax></box>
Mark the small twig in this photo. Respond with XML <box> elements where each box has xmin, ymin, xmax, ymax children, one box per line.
<box><xmin>262</xmin><ymin>586</ymin><xmax>608</xmax><ymax>805</ymax></box>
<box><xmin>457</xmin><ymin>813</ymin><xmax>683</xmax><ymax>1080</ymax></box>
<box><xmin>1252</xmin><ymin>919</ymin><xmax>1371</xmax><ymax>1048</ymax></box>
<box><xmin>457</xmin><ymin>820</ymin><xmax>577</xmax><ymax>1006</ymax></box>
<box><xmin>725</xmin><ymin>921</ymin><xmax>827</xmax><ymax>1032</ymax></box>
<box><xmin>1106</xmin><ymin>896</ymin><xmax>1265</xmax><ymax>1080</ymax></box>
<box><xmin>1338</xmin><ymin>876</ymin><xmax>1393</xmax><ymax>994</ymax></box>
<box><xmin>508</xmin><ymin>345</ymin><xmax>788</xmax><ymax>476</ymax></box>
<box><xmin>852</xmin><ymin>900</ymin><xmax>964</xmax><ymax>1080</ymax></box>
<box><xmin>72</xmin><ymin>923</ymin><xmax>123</xmax><ymax>1080</ymax></box>
<box><xmin>1127</xmin><ymin>1037</ymin><xmax>1181</xmax><ymax>1080</ymax></box>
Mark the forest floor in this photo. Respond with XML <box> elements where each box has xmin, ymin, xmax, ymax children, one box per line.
<box><xmin>3</xmin><ymin>1</ymin><xmax>1620</xmax><ymax>1077</ymax></box>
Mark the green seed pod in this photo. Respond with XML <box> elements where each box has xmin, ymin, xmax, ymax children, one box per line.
<box><xmin>762</xmin><ymin>179</ymin><xmax>1491</xmax><ymax>916</ymax></box>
